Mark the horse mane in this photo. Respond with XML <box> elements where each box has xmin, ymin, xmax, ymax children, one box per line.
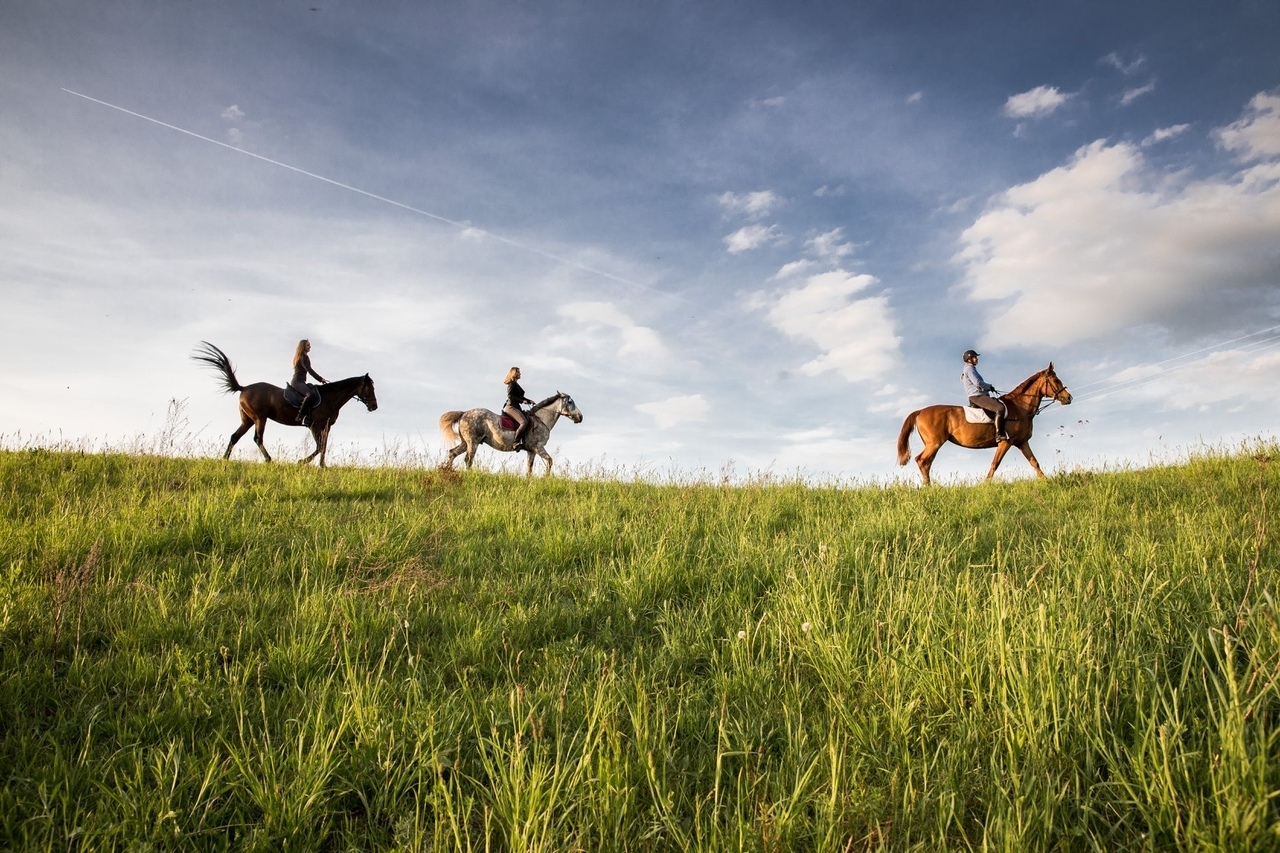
<box><xmin>1007</xmin><ymin>366</ymin><xmax>1052</xmax><ymax>396</ymax></box>
<box><xmin>528</xmin><ymin>392</ymin><xmax>563</xmax><ymax>413</ymax></box>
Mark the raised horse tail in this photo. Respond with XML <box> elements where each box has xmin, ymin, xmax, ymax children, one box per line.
<box><xmin>439</xmin><ymin>411</ymin><xmax>464</xmax><ymax>447</ymax></box>
<box><xmin>897</xmin><ymin>410</ymin><xmax>920</xmax><ymax>466</ymax></box>
<box><xmin>191</xmin><ymin>341</ymin><xmax>243</xmax><ymax>394</ymax></box>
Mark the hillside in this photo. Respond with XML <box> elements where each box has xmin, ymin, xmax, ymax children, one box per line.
<box><xmin>1</xmin><ymin>447</ymin><xmax>1278</xmax><ymax>850</ymax></box>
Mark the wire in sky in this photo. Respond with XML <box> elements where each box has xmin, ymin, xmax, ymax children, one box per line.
<box><xmin>61</xmin><ymin>87</ymin><xmax>647</xmax><ymax>290</ymax></box>
<box><xmin>1072</xmin><ymin>325</ymin><xmax>1280</xmax><ymax>402</ymax></box>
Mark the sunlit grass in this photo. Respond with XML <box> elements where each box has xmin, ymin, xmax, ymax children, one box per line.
<box><xmin>1</xmin><ymin>440</ymin><xmax>1278</xmax><ymax>850</ymax></box>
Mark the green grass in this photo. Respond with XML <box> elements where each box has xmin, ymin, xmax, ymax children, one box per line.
<box><xmin>2</xmin><ymin>445</ymin><xmax>1279</xmax><ymax>850</ymax></box>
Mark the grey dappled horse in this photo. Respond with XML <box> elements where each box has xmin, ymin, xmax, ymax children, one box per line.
<box><xmin>439</xmin><ymin>392</ymin><xmax>584</xmax><ymax>475</ymax></box>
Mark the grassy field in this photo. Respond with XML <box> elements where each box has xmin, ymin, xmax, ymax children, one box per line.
<box><xmin>1</xmin><ymin>445</ymin><xmax>1278</xmax><ymax>851</ymax></box>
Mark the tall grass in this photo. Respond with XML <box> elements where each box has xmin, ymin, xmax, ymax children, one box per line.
<box><xmin>1</xmin><ymin>443</ymin><xmax>1278</xmax><ymax>850</ymax></box>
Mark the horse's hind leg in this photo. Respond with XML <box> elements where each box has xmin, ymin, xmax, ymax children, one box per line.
<box><xmin>915</xmin><ymin>442</ymin><xmax>943</xmax><ymax>486</ymax></box>
<box><xmin>225</xmin><ymin>415</ymin><xmax>253</xmax><ymax>459</ymax></box>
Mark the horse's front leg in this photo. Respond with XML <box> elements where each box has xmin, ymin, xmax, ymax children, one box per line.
<box><xmin>300</xmin><ymin>424</ymin><xmax>324</xmax><ymax>466</ymax></box>
<box><xmin>985</xmin><ymin>440</ymin><xmax>1014</xmax><ymax>481</ymax></box>
<box><xmin>534</xmin><ymin>447</ymin><xmax>553</xmax><ymax>476</ymax></box>
<box><xmin>253</xmin><ymin>419</ymin><xmax>272</xmax><ymax>462</ymax></box>
<box><xmin>1017</xmin><ymin>442</ymin><xmax>1047</xmax><ymax>479</ymax></box>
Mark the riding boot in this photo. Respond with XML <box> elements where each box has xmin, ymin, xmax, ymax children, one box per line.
<box><xmin>514</xmin><ymin>422</ymin><xmax>528</xmax><ymax>450</ymax></box>
<box><xmin>994</xmin><ymin>412</ymin><xmax>1008</xmax><ymax>441</ymax></box>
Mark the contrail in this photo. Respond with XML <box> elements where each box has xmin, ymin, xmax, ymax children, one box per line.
<box><xmin>62</xmin><ymin>88</ymin><xmax>647</xmax><ymax>289</ymax></box>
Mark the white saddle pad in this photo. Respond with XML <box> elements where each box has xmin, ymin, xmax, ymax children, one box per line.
<box><xmin>963</xmin><ymin>405</ymin><xmax>994</xmax><ymax>424</ymax></box>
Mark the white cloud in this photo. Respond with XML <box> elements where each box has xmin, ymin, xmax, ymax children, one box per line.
<box><xmin>221</xmin><ymin>104</ymin><xmax>245</xmax><ymax>121</ymax></box>
<box><xmin>1120</xmin><ymin>81</ymin><xmax>1156</xmax><ymax>106</ymax></box>
<box><xmin>1143</xmin><ymin>124</ymin><xmax>1191</xmax><ymax>147</ymax></box>
<box><xmin>1216</xmin><ymin>90</ymin><xmax>1280</xmax><ymax>160</ymax></box>
<box><xmin>724</xmin><ymin>223</ymin><xmax>782</xmax><ymax>253</ymax></box>
<box><xmin>1004</xmin><ymin>85</ymin><xmax>1070</xmax><ymax>119</ymax></box>
<box><xmin>758</xmin><ymin>270</ymin><xmax>903</xmax><ymax>383</ymax></box>
<box><xmin>956</xmin><ymin>92</ymin><xmax>1280</xmax><ymax>349</ymax></box>
<box><xmin>806</xmin><ymin>228</ymin><xmax>856</xmax><ymax>262</ymax></box>
<box><xmin>719</xmin><ymin>190</ymin><xmax>780</xmax><ymax>218</ymax></box>
<box><xmin>906</xmin><ymin>91</ymin><xmax>924</xmax><ymax>105</ymax></box>
<box><xmin>635</xmin><ymin>394</ymin><xmax>710</xmax><ymax>428</ymax></box>
<box><xmin>774</xmin><ymin>259</ymin><xmax>815</xmax><ymax>280</ymax></box>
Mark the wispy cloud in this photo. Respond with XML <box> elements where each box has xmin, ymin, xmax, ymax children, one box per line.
<box><xmin>1101</xmin><ymin>51</ymin><xmax>1147</xmax><ymax>76</ymax></box>
<box><xmin>635</xmin><ymin>394</ymin><xmax>710</xmax><ymax>428</ymax></box>
<box><xmin>1120</xmin><ymin>81</ymin><xmax>1156</xmax><ymax>106</ymax></box>
<box><xmin>719</xmin><ymin>190</ymin><xmax>780</xmax><ymax>218</ymax></box>
<box><xmin>1004</xmin><ymin>85</ymin><xmax>1070</xmax><ymax>119</ymax></box>
<box><xmin>724</xmin><ymin>223</ymin><xmax>782</xmax><ymax>254</ymax></box>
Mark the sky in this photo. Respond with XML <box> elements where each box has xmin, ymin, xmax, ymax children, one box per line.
<box><xmin>2</xmin><ymin>0</ymin><xmax>1279</xmax><ymax>483</ymax></box>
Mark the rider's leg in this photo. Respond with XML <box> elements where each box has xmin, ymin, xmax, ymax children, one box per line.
<box><xmin>505</xmin><ymin>406</ymin><xmax>528</xmax><ymax>447</ymax></box>
<box><xmin>970</xmin><ymin>395</ymin><xmax>1007</xmax><ymax>439</ymax></box>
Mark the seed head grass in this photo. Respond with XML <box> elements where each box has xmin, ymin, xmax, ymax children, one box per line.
<box><xmin>1</xmin><ymin>443</ymin><xmax>1278</xmax><ymax>849</ymax></box>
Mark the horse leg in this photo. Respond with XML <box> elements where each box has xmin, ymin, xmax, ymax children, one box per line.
<box><xmin>915</xmin><ymin>441</ymin><xmax>943</xmax><ymax>486</ymax></box>
<box><xmin>319</xmin><ymin>425</ymin><xmax>331</xmax><ymax>468</ymax></box>
<box><xmin>985</xmin><ymin>441</ymin><xmax>1014</xmax><ymax>481</ymax></box>
<box><xmin>225</xmin><ymin>414</ymin><xmax>252</xmax><ymax>459</ymax></box>
<box><xmin>464</xmin><ymin>437</ymin><xmax>478</xmax><ymax>469</ymax></box>
<box><xmin>1016</xmin><ymin>442</ymin><xmax>1047</xmax><ymax>479</ymax></box>
<box><xmin>300</xmin><ymin>424</ymin><xmax>323</xmax><ymax>466</ymax></box>
<box><xmin>534</xmin><ymin>447</ymin><xmax>552</xmax><ymax>476</ymax></box>
<box><xmin>253</xmin><ymin>419</ymin><xmax>272</xmax><ymax>462</ymax></box>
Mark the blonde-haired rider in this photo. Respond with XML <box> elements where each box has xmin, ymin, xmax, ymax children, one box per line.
<box><xmin>290</xmin><ymin>339</ymin><xmax>328</xmax><ymax>425</ymax></box>
<box><xmin>503</xmin><ymin>366</ymin><xmax>535</xmax><ymax>449</ymax></box>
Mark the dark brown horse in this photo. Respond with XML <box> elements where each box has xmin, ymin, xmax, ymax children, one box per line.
<box><xmin>192</xmin><ymin>341</ymin><xmax>377</xmax><ymax>468</ymax></box>
<box><xmin>897</xmin><ymin>363</ymin><xmax>1072</xmax><ymax>485</ymax></box>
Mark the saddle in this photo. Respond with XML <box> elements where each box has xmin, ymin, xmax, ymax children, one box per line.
<box><xmin>283</xmin><ymin>384</ymin><xmax>321</xmax><ymax>410</ymax></box>
<box><xmin>963</xmin><ymin>404</ymin><xmax>994</xmax><ymax>424</ymax></box>
<box><xmin>499</xmin><ymin>412</ymin><xmax>521</xmax><ymax>431</ymax></box>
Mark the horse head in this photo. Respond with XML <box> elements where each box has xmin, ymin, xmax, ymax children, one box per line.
<box><xmin>1039</xmin><ymin>363</ymin><xmax>1072</xmax><ymax>405</ymax></box>
<box><xmin>555</xmin><ymin>391</ymin><xmax>584</xmax><ymax>423</ymax></box>
<box><xmin>357</xmin><ymin>374</ymin><xmax>379</xmax><ymax>411</ymax></box>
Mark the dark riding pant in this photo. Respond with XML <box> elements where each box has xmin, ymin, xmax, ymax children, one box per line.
<box><xmin>969</xmin><ymin>395</ymin><xmax>1007</xmax><ymax>434</ymax></box>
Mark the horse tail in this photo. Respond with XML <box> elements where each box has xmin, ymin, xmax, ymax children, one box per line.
<box><xmin>439</xmin><ymin>411</ymin><xmax>464</xmax><ymax>447</ymax></box>
<box><xmin>897</xmin><ymin>410</ymin><xmax>920</xmax><ymax>466</ymax></box>
<box><xmin>191</xmin><ymin>341</ymin><xmax>243</xmax><ymax>394</ymax></box>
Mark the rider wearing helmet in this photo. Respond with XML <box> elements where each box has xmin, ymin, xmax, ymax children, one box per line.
<box><xmin>962</xmin><ymin>349</ymin><xmax>1008</xmax><ymax>441</ymax></box>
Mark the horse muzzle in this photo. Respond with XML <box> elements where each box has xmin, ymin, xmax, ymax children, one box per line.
<box><xmin>1057</xmin><ymin>390</ymin><xmax>1073</xmax><ymax>405</ymax></box>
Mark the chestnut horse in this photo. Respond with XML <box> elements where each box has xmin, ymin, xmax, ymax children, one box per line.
<box><xmin>192</xmin><ymin>341</ymin><xmax>377</xmax><ymax>468</ymax></box>
<box><xmin>897</xmin><ymin>363</ymin><xmax>1072</xmax><ymax>485</ymax></box>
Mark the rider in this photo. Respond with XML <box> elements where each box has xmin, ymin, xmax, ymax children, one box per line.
<box><xmin>962</xmin><ymin>349</ymin><xmax>1008</xmax><ymax>441</ymax></box>
<box><xmin>504</xmin><ymin>366</ymin><xmax>536</xmax><ymax>449</ymax></box>
<box><xmin>290</xmin><ymin>339</ymin><xmax>328</xmax><ymax>425</ymax></box>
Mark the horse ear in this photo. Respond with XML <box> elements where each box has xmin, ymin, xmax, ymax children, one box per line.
<box><xmin>1047</xmin><ymin>362</ymin><xmax>1054</xmax><ymax>371</ymax></box>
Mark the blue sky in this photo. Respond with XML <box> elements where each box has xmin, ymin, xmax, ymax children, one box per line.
<box><xmin>3</xmin><ymin>1</ymin><xmax>1279</xmax><ymax>482</ymax></box>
